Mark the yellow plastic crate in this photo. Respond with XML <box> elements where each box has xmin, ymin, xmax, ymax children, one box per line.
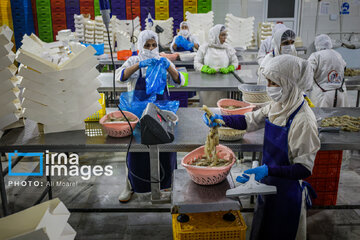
<box><xmin>0</xmin><ymin>0</ymin><xmax>13</xmax><ymax>30</ymax></box>
<box><xmin>84</xmin><ymin>93</ymin><xmax>106</xmax><ymax>122</ymax></box>
<box><xmin>172</xmin><ymin>210</ymin><xmax>247</xmax><ymax>240</ymax></box>
<box><xmin>184</xmin><ymin>0</ymin><xmax>197</xmax><ymax>7</ymax></box>
<box><xmin>155</xmin><ymin>0</ymin><xmax>169</xmax><ymax>7</ymax></box>
<box><xmin>155</xmin><ymin>12</ymin><xmax>169</xmax><ymax>20</ymax></box>
<box><xmin>184</xmin><ymin>6</ymin><xmax>197</xmax><ymax>19</ymax></box>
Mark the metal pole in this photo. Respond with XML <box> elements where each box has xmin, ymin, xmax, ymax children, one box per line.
<box><xmin>0</xmin><ymin>154</ymin><xmax>10</xmax><ymax>216</ymax></box>
<box><xmin>149</xmin><ymin>145</ymin><xmax>161</xmax><ymax>203</ymax></box>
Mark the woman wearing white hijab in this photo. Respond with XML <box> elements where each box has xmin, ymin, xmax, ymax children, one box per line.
<box><xmin>170</xmin><ymin>21</ymin><xmax>199</xmax><ymax>53</ymax></box>
<box><xmin>194</xmin><ymin>24</ymin><xmax>238</xmax><ymax>106</ymax></box>
<box><xmin>203</xmin><ymin>55</ymin><xmax>320</xmax><ymax>240</ymax></box>
<box><xmin>308</xmin><ymin>34</ymin><xmax>348</xmax><ymax>107</ymax></box>
<box><xmin>115</xmin><ymin>30</ymin><xmax>185</xmax><ymax>203</ymax></box>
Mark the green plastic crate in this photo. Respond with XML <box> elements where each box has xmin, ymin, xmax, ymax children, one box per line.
<box><xmin>197</xmin><ymin>6</ymin><xmax>211</xmax><ymax>13</ymax></box>
<box><xmin>94</xmin><ymin>0</ymin><xmax>100</xmax><ymax>16</ymax></box>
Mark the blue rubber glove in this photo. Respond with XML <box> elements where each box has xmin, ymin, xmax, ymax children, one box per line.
<box><xmin>183</xmin><ymin>41</ymin><xmax>194</xmax><ymax>51</ymax></box>
<box><xmin>244</xmin><ymin>164</ymin><xmax>268</xmax><ymax>182</ymax></box>
<box><xmin>236</xmin><ymin>174</ymin><xmax>250</xmax><ymax>183</ymax></box>
<box><xmin>139</xmin><ymin>58</ymin><xmax>157</xmax><ymax>68</ymax></box>
<box><xmin>202</xmin><ymin>113</ymin><xmax>223</xmax><ymax>127</ymax></box>
<box><xmin>175</xmin><ymin>35</ymin><xmax>185</xmax><ymax>46</ymax></box>
<box><xmin>160</xmin><ymin>57</ymin><xmax>170</xmax><ymax>69</ymax></box>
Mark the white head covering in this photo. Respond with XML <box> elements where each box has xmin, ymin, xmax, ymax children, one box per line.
<box><xmin>178</xmin><ymin>21</ymin><xmax>191</xmax><ymax>38</ymax></box>
<box><xmin>272</xmin><ymin>23</ymin><xmax>286</xmax><ymax>36</ymax></box>
<box><xmin>137</xmin><ymin>30</ymin><xmax>159</xmax><ymax>60</ymax></box>
<box><xmin>208</xmin><ymin>24</ymin><xmax>227</xmax><ymax>49</ymax></box>
<box><xmin>272</xmin><ymin>28</ymin><xmax>296</xmax><ymax>56</ymax></box>
<box><xmin>262</xmin><ymin>55</ymin><xmax>312</xmax><ymax>126</ymax></box>
<box><xmin>314</xmin><ymin>34</ymin><xmax>333</xmax><ymax>51</ymax></box>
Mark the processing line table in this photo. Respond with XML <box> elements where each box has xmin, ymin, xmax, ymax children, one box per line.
<box><xmin>97</xmin><ymin>71</ymin><xmax>242</xmax><ymax>93</ymax></box>
<box><xmin>0</xmin><ymin>107</ymin><xmax>359</xmax><ymax>216</ymax></box>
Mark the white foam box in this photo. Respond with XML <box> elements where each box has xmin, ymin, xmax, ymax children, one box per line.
<box><xmin>23</xmin><ymin>107</ymin><xmax>61</xmax><ymax>125</ymax></box>
<box><xmin>0</xmin><ymin>52</ymin><xmax>15</xmax><ymax>68</ymax></box>
<box><xmin>0</xmin><ymin>25</ymin><xmax>13</xmax><ymax>45</ymax></box>
<box><xmin>0</xmin><ymin>87</ymin><xmax>19</xmax><ymax>103</ymax></box>
<box><xmin>20</xmin><ymin>77</ymin><xmax>64</xmax><ymax>95</ymax></box>
<box><xmin>0</xmin><ymin>76</ymin><xmax>20</xmax><ymax>94</ymax></box>
<box><xmin>16</xmin><ymin>49</ymin><xmax>58</xmax><ymax>73</ymax></box>
<box><xmin>58</xmin><ymin>46</ymin><xmax>96</xmax><ymax>71</ymax></box>
<box><xmin>22</xmin><ymin>88</ymin><xmax>64</xmax><ymax>110</ymax></box>
<box><xmin>0</xmin><ymin>101</ymin><xmax>19</xmax><ymax>118</ymax></box>
<box><xmin>0</xmin><ymin>112</ymin><xmax>20</xmax><ymax>130</ymax></box>
<box><xmin>43</xmin><ymin>121</ymin><xmax>85</xmax><ymax>134</ymax></box>
<box><xmin>2</xmin><ymin>117</ymin><xmax>25</xmax><ymax>131</ymax></box>
<box><xmin>0</xmin><ymin>41</ymin><xmax>14</xmax><ymax>56</ymax></box>
<box><xmin>0</xmin><ymin>64</ymin><xmax>17</xmax><ymax>81</ymax></box>
<box><xmin>58</xmin><ymin>223</ymin><xmax>76</xmax><ymax>240</ymax></box>
<box><xmin>61</xmin><ymin>100</ymin><xmax>101</xmax><ymax>123</ymax></box>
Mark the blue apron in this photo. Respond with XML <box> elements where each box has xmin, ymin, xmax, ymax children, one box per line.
<box><xmin>251</xmin><ymin>101</ymin><xmax>305</xmax><ymax>240</ymax></box>
<box><xmin>127</xmin><ymin>69</ymin><xmax>177</xmax><ymax>193</ymax></box>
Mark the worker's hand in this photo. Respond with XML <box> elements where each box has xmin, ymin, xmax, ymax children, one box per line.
<box><xmin>175</xmin><ymin>35</ymin><xmax>185</xmax><ymax>46</ymax></box>
<box><xmin>139</xmin><ymin>58</ymin><xmax>158</xmax><ymax>68</ymax></box>
<box><xmin>183</xmin><ymin>42</ymin><xmax>194</xmax><ymax>51</ymax></box>
<box><xmin>207</xmin><ymin>67</ymin><xmax>217</xmax><ymax>74</ymax></box>
<box><xmin>219</xmin><ymin>67</ymin><xmax>228</xmax><ymax>74</ymax></box>
<box><xmin>202</xmin><ymin>113</ymin><xmax>223</xmax><ymax>127</ymax></box>
<box><xmin>244</xmin><ymin>164</ymin><xmax>268</xmax><ymax>182</ymax></box>
<box><xmin>201</xmin><ymin>65</ymin><xmax>210</xmax><ymax>73</ymax></box>
<box><xmin>160</xmin><ymin>57</ymin><xmax>170</xmax><ymax>69</ymax></box>
<box><xmin>236</xmin><ymin>174</ymin><xmax>250</xmax><ymax>183</ymax></box>
<box><xmin>226</xmin><ymin>65</ymin><xmax>235</xmax><ymax>73</ymax></box>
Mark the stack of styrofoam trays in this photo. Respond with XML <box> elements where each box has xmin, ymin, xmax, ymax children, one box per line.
<box><xmin>114</xmin><ymin>31</ymin><xmax>131</xmax><ymax>51</ymax></box>
<box><xmin>112</xmin><ymin>17</ymin><xmax>141</xmax><ymax>36</ymax></box>
<box><xmin>185</xmin><ymin>11</ymin><xmax>214</xmax><ymax>44</ymax></box>
<box><xmin>257</xmin><ymin>22</ymin><xmax>274</xmax><ymax>45</ymax></box>
<box><xmin>84</xmin><ymin>20</ymin><xmax>95</xmax><ymax>44</ymax></box>
<box><xmin>16</xmin><ymin>44</ymin><xmax>102</xmax><ymax>134</ymax></box>
<box><xmin>0</xmin><ymin>25</ymin><xmax>23</xmax><ymax>130</ymax></box>
<box><xmin>95</xmin><ymin>16</ymin><xmax>104</xmax><ymax>44</ymax></box>
<box><xmin>74</xmin><ymin>14</ymin><xmax>85</xmax><ymax>42</ymax></box>
<box><xmin>145</xmin><ymin>18</ymin><xmax>174</xmax><ymax>48</ymax></box>
<box><xmin>225</xmin><ymin>15</ymin><xmax>255</xmax><ymax>48</ymax></box>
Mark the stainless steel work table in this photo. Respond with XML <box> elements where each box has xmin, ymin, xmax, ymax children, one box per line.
<box><xmin>97</xmin><ymin>71</ymin><xmax>242</xmax><ymax>93</ymax></box>
<box><xmin>1</xmin><ymin>107</ymin><xmax>359</xmax><ymax>216</ymax></box>
<box><xmin>98</xmin><ymin>58</ymin><xmax>195</xmax><ymax>68</ymax></box>
<box><xmin>345</xmin><ymin>76</ymin><xmax>360</xmax><ymax>107</ymax></box>
<box><xmin>233</xmin><ymin>65</ymin><xmax>259</xmax><ymax>84</ymax></box>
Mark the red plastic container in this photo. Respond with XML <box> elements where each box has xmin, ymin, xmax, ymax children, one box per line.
<box><xmin>80</xmin><ymin>0</ymin><xmax>94</xmax><ymax>18</ymax></box>
<box><xmin>126</xmin><ymin>0</ymin><xmax>141</xmax><ymax>20</ymax></box>
<box><xmin>305</xmin><ymin>150</ymin><xmax>343</xmax><ymax>206</ymax></box>
<box><xmin>31</xmin><ymin>0</ymin><xmax>38</xmax><ymax>35</ymax></box>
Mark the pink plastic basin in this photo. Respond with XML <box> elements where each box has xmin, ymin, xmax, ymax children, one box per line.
<box><xmin>181</xmin><ymin>144</ymin><xmax>236</xmax><ymax>185</ymax></box>
<box><xmin>217</xmin><ymin>98</ymin><xmax>255</xmax><ymax>115</ymax></box>
<box><xmin>99</xmin><ymin>111</ymin><xmax>139</xmax><ymax>137</ymax></box>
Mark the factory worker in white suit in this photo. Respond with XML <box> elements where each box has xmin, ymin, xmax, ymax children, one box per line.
<box><xmin>194</xmin><ymin>24</ymin><xmax>239</xmax><ymax>106</ymax></box>
<box><xmin>204</xmin><ymin>55</ymin><xmax>320</xmax><ymax>240</ymax></box>
<box><xmin>170</xmin><ymin>21</ymin><xmax>200</xmax><ymax>53</ymax></box>
<box><xmin>115</xmin><ymin>30</ymin><xmax>185</xmax><ymax>203</ymax></box>
<box><xmin>257</xmin><ymin>23</ymin><xmax>287</xmax><ymax>65</ymax></box>
<box><xmin>308</xmin><ymin>34</ymin><xmax>348</xmax><ymax>107</ymax></box>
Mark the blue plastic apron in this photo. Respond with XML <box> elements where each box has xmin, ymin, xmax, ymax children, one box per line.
<box><xmin>250</xmin><ymin>101</ymin><xmax>305</xmax><ymax>240</ymax></box>
<box><xmin>176</xmin><ymin>37</ymin><xmax>194</xmax><ymax>52</ymax></box>
<box><xmin>127</xmin><ymin>69</ymin><xmax>176</xmax><ymax>193</ymax></box>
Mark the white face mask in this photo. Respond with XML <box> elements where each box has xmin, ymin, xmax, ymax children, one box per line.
<box><xmin>142</xmin><ymin>48</ymin><xmax>158</xmax><ymax>59</ymax></box>
<box><xmin>179</xmin><ymin>29</ymin><xmax>190</xmax><ymax>38</ymax></box>
<box><xmin>267</xmin><ymin>86</ymin><xmax>283</xmax><ymax>102</ymax></box>
<box><xmin>281</xmin><ymin>44</ymin><xmax>296</xmax><ymax>55</ymax></box>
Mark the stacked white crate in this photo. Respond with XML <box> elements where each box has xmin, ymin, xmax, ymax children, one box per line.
<box><xmin>0</xmin><ymin>25</ymin><xmax>24</xmax><ymax>131</ymax></box>
<box><xmin>84</xmin><ymin>20</ymin><xmax>95</xmax><ymax>44</ymax></box>
<box><xmin>16</xmin><ymin>34</ymin><xmax>102</xmax><ymax>134</ymax></box>
<box><xmin>74</xmin><ymin>14</ymin><xmax>85</xmax><ymax>42</ymax></box>
<box><xmin>103</xmin><ymin>17</ymin><xmax>115</xmax><ymax>54</ymax></box>
<box><xmin>145</xmin><ymin>17</ymin><xmax>174</xmax><ymax>48</ymax></box>
<box><xmin>185</xmin><ymin>11</ymin><xmax>214</xmax><ymax>45</ymax></box>
<box><xmin>95</xmin><ymin>16</ymin><xmax>104</xmax><ymax>44</ymax></box>
<box><xmin>225</xmin><ymin>14</ymin><xmax>255</xmax><ymax>49</ymax></box>
<box><xmin>257</xmin><ymin>22</ymin><xmax>274</xmax><ymax>48</ymax></box>
<box><xmin>112</xmin><ymin>17</ymin><xmax>141</xmax><ymax>51</ymax></box>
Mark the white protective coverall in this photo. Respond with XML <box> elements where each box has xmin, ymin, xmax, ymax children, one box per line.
<box><xmin>257</xmin><ymin>28</ymin><xmax>296</xmax><ymax>85</ymax></box>
<box><xmin>308</xmin><ymin>34</ymin><xmax>348</xmax><ymax>107</ymax></box>
<box><xmin>115</xmin><ymin>30</ymin><xmax>185</xmax><ymax>90</ymax></box>
<box><xmin>246</xmin><ymin>55</ymin><xmax>320</xmax><ymax>240</ymax></box>
<box><xmin>170</xmin><ymin>21</ymin><xmax>200</xmax><ymax>53</ymax></box>
<box><xmin>257</xmin><ymin>23</ymin><xmax>286</xmax><ymax>65</ymax></box>
<box><xmin>194</xmin><ymin>24</ymin><xmax>239</xmax><ymax>106</ymax></box>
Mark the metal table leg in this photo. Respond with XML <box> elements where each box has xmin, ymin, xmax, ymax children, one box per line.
<box><xmin>0</xmin><ymin>154</ymin><xmax>10</xmax><ymax>216</ymax></box>
<box><xmin>149</xmin><ymin>146</ymin><xmax>169</xmax><ymax>204</ymax></box>
<box><xmin>356</xmin><ymin>90</ymin><xmax>360</xmax><ymax>107</ymax></box>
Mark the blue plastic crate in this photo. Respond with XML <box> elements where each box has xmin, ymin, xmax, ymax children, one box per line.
<box><xmin>65</xmin><ymin>0</ymin><xmax>80</xmax><ymax>9</ymax></box>
<box><xmin>81</xmin><ymin>42</ymin><xmax>104</xmax><ymax>55</ymax></box>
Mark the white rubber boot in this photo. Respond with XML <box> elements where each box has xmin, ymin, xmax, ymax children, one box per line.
<box><xmin>119</xmin><ymin>164</ymin><xmax>133</xmax><ymax>203</ymax></box>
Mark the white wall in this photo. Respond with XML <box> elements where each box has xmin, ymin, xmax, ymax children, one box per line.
<box><xmin>212</xmin><ymin>0</ymin><xmax>360</xmax><ymax>48</ymax></box>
